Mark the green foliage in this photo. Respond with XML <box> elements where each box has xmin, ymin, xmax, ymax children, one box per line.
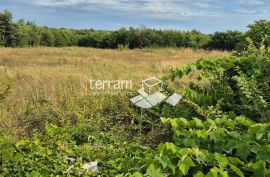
<box><xmin>1</xmin><ymin>56</ymin><xmax>270</xmax><ymax>176</ymax></box>
<box><xmin>246</xmin><ymin>20</ymin><xmax>270</xmax><ymax>49</ymax></box>
<box><xmin>0</xmin><ymin>125</ymin><xmax>90</xmax><ymax>176</ymax></box>
<box><xmin>0</xmin><ymin>10</ymin><xmax>17</xmax><ymax>47</ymax></box>
<box><xmin>129</xmin><ymin>43</ymin><xmax>270</xmax><ymax>176</ymax></box>
<box><xmin>145</xmin><ymin>116</ymin><xmax>270</xmax><ymax>177</ymax></box>
<box><xmin>167</xmin><ymin>52</ymin><xmax>270</xmax><ymax>122</ymax></box>
<box><xmin>207</xmin><ymin>30</ymin><xmax>244</xmax><ymax>50</ymax></box>
<box><xmin>118</xmin><ymin>43</ymin><xmax>129</xmax><ymax>50</ymax></box>
<box><xmin>0</xmin><ymin>10</ymin><xmax>241</xmax><ymax>50</ymax></box>
<box><xmin>2</xmin><ymin>10</ymin><xmax>270</xmax><ymax>51</ymax></box>
<box><xmin>1</xmin><ymin>10</ymin><xmax>270</xmax><ymax>177</ymax></box>
<box><xmin>76</xmin><ymin>133</ymin><xmax>155</xmax><ymax>176</ymax></box>
<box><xmin>16</xmin><ymin>102</ymin><xmax>61</xmax><ymax>136</ymax></box>
<box><xmin>0</xmin><ymin>124</ymin><xmax>155</xmax><ymax>176</ymax></box>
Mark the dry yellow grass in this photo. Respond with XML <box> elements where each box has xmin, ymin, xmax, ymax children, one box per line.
<box><xmin>0</xmin><ymin>47</ymin><xmax>230</xmax><ymax>129</ymax></box>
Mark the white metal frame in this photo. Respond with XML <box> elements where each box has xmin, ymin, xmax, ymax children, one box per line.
<box><xmin>142</xmin><ymin>77</ymin><xmax>163</xmax><ymax>94</ymax></box>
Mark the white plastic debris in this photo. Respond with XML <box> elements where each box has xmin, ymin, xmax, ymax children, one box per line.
<box><xmin>145</xmin><ymin>91</ymin><xmax>166</xmax><ymax>106</ymax></box>
<box><xmin>166</xmin><ymin>93</ymin><xmax>182</xmax><ymax>106</ymax></box>
<box><xmin>135</xmin><ymin>99</ymin><xmax>152</xmax><ymax>109</ymax></box>
<box><xmin>66</xmin><ymin>156</ymin><xmax>76</xmax><ymax>163</ymax></box>
<box><xmin>67</xmin><ymin>165</ymin><xmax>74</xmax><ymax>172</ymax></box>
<box><xmin>137</xmin><ymin>88</ymin><xmax>149</xmax><ymax>97</ymax></box>
<box><xmin>130</xmin><ymin>95</ymin><xmax>143</xmax><ymax>104</ymax></box>
<box><xmin>83</xmin><ymin>161</ymin><xmax>98</xmax><ymax>173</ymax></box>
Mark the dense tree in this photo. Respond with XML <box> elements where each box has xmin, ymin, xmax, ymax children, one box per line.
<box><xmin>190</xmin><ymin>33</ymin><xmax>211</xmax><ymax>49</ymax></box>
<box><xmin>28</xmin><ymin>24</ymin><xmax>41</xmax><ymax>46</ymax></box>
<box><xmin>207</xmin><ymin>30</ymin><xmax>244</xmax><ymax>50</ymax></box>
<box><xmin>0</xmin><ymin>10</ymin><xmax>268</xmax><ymax>51</ymax></box>
<box><xmin>0</xmin><ymin>10</ymin><xmax>17</xmax><ymax>47</ymax></box>
<box><xmin>40</xmin><ymin>27</ymin><xmax>55</xmax><ymax>46</ymax></box>
<box><xmin>246</xmin><ymin>19</ymin><xmax>270</xmax><ymax>49</ymax></box>
<box><xmin>16</xmin><ymin>23</ymin><xmax>31</xmax><ymax>47</ymax></box>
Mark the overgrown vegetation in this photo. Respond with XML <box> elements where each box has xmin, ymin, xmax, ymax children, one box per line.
<box><xmin>1</xmin><ymin>14</ymin><xmax>270</xmax><ymax>176</ymax></box>
<box><xmin>1</xmin><ymin>44</ymin><xmax>269</xmax><ymax>176</ymax></box>
<box><xmin>141</xmin><ymin>45</ymin><xmax>270</xmax><ymax>177</ymax></box>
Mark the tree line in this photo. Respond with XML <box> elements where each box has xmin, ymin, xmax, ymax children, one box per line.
<box><xmin>1</xmin><ymin>10</ymin><xmax>269</xmax><ymax>51</ymax></box>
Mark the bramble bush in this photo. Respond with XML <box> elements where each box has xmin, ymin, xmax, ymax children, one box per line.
<box><xmin>142</xmin><ymin>116</ymin><xmax>270</xmax><ymax>177</ymax></box>
<box><xmin>165</xmin><ymin>45</ymin><xmax>270</xmax><ymax>122</ymax></box>
<box><xmin>136</xmin><ymin>42</ymin><xmax>270</xmax><ymax>177</ymax></box>
<box><xmin>0</xmin><ymin>124</ymin><xmax>155</xmax><ymax>176</ymax></box>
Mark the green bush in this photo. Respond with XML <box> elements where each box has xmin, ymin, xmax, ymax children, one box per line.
<box><xmin>130</xmin><ymin>42</ymin><xmax>270</xmax><ymax>177</ymax></box>
<box><xmin>16</xmin><ymin>102</ymin><xmax>61</xmax><ymax>136</ymax></box>
<box><xmin>0</xmin><ymin>125</ymin><xmax>86</xmax><ymax>176</ymax></box>
<box><xmin>0</xmin><ymin>124</ymin><xmax>155</xmax><ymax>176</ymax></box>
<box><xmin>166</xmin><ymin>51</ymin><xmax>270</xmax><ymax>122</ymax></box>
<box><xmin>144</xmin><ymin>116</ymin><xmax>270</xmax><ymax>177</ymax></box>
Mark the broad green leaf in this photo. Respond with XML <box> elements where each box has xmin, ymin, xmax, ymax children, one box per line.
<box><xmin>252</xmin><ymin>160</ymin><xmax>266</xmax><ymax>177</ymax></box>
<box><xmin>197</xmin><ymin>130</ymin><xmax>208</xmax><ymax>139</ymax></box>
<box><xmin>230</xmin><ymin>164</ymin><xmax>244</xmax><ymax>177</ymax></box>
<box><xmin>189</xmin><ymin>64</ymin><xmax>197</xmax><ymax>71</ymax></box>
<box><xmin>160</xmin><ymin>117</ymin><xmax>169</xmax><ymax>124</ymax></box>
<box><xmin>219</xmin><ymin>170</ymin><xmax>229</xmax><ymax>177</ymax></box>
<box><xmin>193</xmin><ymin>117</ymin><xmax>204</xmax><ymax>128</ymax></box>
<box><xmin>178</xmin><ymin>156</ymin><xmax>195</xmax><ymax>175</ymax></box>
<box><xmin>146</xmin><ymin>164</ymin><xmax>165</xmax><ymax>177</ymax></box>
<box><xmin>236</xmin><ymin>144</ymin><xmax>250</xmax><ymax>160</ymax></box>
<box><xmin>214</xmin><ymin>153</ymin><xmax>228</xmax><ymax>169</ymax></box>
<box><xmin>158</xmin><ymin>156</ymin><xmax>176</xmax><ymax>174</ymax></box>
<box><xmin>164</xmin><ymin>142</ymin><xmax>178</xmax><ymax>154</ymax></box>
<box><xmin>195</xmin><ymin>171</ymin><xmax>204</xmax><ymax>177</ymax></box>
<box><xmin>255</xmin><ymin>146</ymin><xmax>270</xmax><ymax>161</ymax></box>
<box><xmin>131</xmin><ymin>172</ymin><xmax>144</xmax><ymax>177</ymax></box>
<box><xmin>178</xmin><ymin>118</ymin><xmax>190</xmax><ymax>127</ymax></box>
<box><xmin>205</xmin><ymin>167</ymin><xmax>218</xmax><ymax>177</ymax></box>
<box><xmin>256</xmin><ymin>133</ymin><xmax>264</xmax><ymax>140</ymax></box>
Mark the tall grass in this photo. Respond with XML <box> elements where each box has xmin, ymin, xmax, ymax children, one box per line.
<box><xmin>0</xmin><ymin>47</ymin><xmax>229</xmax><ymax>141</ymax></box>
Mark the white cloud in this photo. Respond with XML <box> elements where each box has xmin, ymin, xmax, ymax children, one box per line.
<box><xmin>34</xmin><ymin>0</ymin><xmax>116</xmax><ymax>7</ymax></box>
<box><xmin>234</xmin><ymin>8</ymin><xmax>257</xmax><ymax>14</ymax></box>
<box><xmin>192</xmin><ymin>2</ymin><xmax>218</xmax><ymax>9</ymax></box>
<box><xmin>29</xmin><ymin>0</ymin><xmax>270</xmax><ymax>20</ymax></box>
<box><xmin>239</xmin><ymin>0</ymin><xmax>264</xmax><ymax>5</ymax></box>
<box><xmin>31</xmin><ymin>0</ymin><xmax>216</xmax><ymax>19</ymax></box>
<box><xmin>4</xmin><ymin>0</ymin><xmax>270</xmax><ymax>32</ymax></box>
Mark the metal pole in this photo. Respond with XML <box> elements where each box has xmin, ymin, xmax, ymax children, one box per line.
<box><xmin>140</xmin><ymin>108</ymin><xmax>142</xmax><ymax>136</ymax></box>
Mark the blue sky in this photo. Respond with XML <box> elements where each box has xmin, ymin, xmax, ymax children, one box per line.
<box><xmin>1</xmin><ymin>0</ymin><xmax>270</xmax><ymax>33</ymax></box>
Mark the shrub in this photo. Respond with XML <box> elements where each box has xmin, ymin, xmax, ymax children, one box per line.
<box><xmin>143</xmin><ymin>116</ymin><xmax>270</xmax><ymax>176</ymax></box>
<box><xmin>0</xmin><ymin>124</ymin><xmax>155</xmax><ymax>176</ymax></box>
<box><xmin>166</xmin><ymin>52</ymin><xmax>270</xmax><ymax>122</ymax></box>
<box><xmin>16</xmin><ymin>102</ymin><xmax>60</xmax><ymax>136</ymax></box>
<box><xmin>0</xmin><ymin>125</ymin><xmax>93</xmax><ymax>176</ymax></box>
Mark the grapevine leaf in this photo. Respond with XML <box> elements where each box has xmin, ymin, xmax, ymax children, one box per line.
<box><xmin>195</xmin><ymin>171</ymin><xmax>204</xmax><ymax>177</ymax></box>
<box><xmin>146</xmin><ymin>164</ymin><xmax>165</xmax><ymax>177</ymax></box>
<box><xmin>252</xmin><ymin>160</ymin><xmax>266</xmax><ymax>177</ymax></box>
<box><xmin>178</xmin><ymin>156</ymin><xmax>195</xmax><ymax>175</ymax></box>
<box><xmin>230</xmin><ymin>164</ymin><xmax>244</xmax><ymax>177</ymax></box>
<box><xmin>214</xmin><ymin>153</ymin><xmax>228</xmax><ymax>169</ymax></box>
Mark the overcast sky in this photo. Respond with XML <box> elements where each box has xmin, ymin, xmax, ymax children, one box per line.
<box><xmin>1</xmin><ymin>0</ymin><xmax>270</xmax><ymax>33</ymax></box>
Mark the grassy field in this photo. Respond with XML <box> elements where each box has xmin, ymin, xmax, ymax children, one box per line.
<box><xmin>0</xmin><ymin>47</ymin><xmax>229</xmax><ymax>139</ymax></box>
